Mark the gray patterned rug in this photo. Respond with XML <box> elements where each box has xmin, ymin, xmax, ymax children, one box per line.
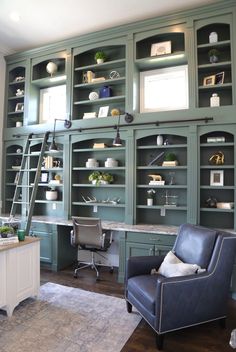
<box><xmin>0</xmin><ymin>282</ymin><xmax>141</xmax><ymax>352</ymax></box>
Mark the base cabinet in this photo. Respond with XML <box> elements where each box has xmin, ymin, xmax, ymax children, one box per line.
<box><xmin>0</xmin><ymin>238</ymin><xmax>40</xmax><ymax>316</ymax></box>
<box><xmin>120</xmin><ymin>231</ymin><xmax>176</xmax><ymax>282</ymax></box>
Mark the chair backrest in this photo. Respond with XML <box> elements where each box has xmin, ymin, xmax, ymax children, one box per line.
<box><xmin>72</xmin><ymin>217</ymin><xmax>104</xmax><ymax>249</ymax></box>
<box><xmin>173</xmin><ymin>223</ymin><xmax>217</xmax><ymax>269</ymax></box>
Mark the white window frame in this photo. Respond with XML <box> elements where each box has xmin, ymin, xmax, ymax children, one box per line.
<box><xmin>140</xmin><ymin>65</ymin><xmax>189</xmax><ymax>113</ymax></box>
<box><xmin>39</xmin><ymin>85</ymin><xmax>66</xmax><ymax>123</ymax></box>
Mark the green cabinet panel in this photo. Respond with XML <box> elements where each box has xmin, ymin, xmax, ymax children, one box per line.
<box><xmin>126</xmin><ymin>241</ymin><xmax>155</xmax><ymax>257</ymax></box>
<box><xmin>36</xmin><ymin>230</ymin><xmax>53</xmax><ymax>263</ymax></box>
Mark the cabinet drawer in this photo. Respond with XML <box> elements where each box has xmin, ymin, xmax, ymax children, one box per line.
<box><xmin>126</xmin><ymin>231</ymin><xmax>176</xmax><ymax>246</ymax></box>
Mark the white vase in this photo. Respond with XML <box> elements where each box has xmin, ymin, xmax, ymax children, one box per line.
<box><xmin>147</xmin><ymin>198</ymin><xmax>153</xmax><ymax>206</ymax></box>
<box><xmin>97</xmin><ymin>58</ymin><xmax>104</xmax><ymax>64</ymax></box>
<box><xmin>157</xmin><ymin>135</ymin><xmax>163</xmax><ymax>146</ymax></box>
<box><xmin>46</xmin><ymin>190</ymin><xmax>58</xmax><ymax>201</ymax></box>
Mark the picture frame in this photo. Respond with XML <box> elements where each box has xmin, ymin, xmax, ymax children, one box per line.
<box><xmin>203</xmin><ymin>75</ymin><xmax>215</xmax><ymax>86</ymax></box>
<box><xmin>40</xmin><ymin>172</ymin><xmax>49</xmax><ymax>183</ymax></box>
<box><xmin>210</xmin><ymin>170</ymin><xmax>224</xmax><ymax>186</ymax></box>
<box><xmin>15</xmin><ymin>102</ymin><xmax>24</xmax><ymax>112</ymax></box>
<box><xmin>98</xmin><ymin>106</ymin><xmax>109</xmax><ymax>118</ymax></box>
<box><xmin>150</xmin><ymin>41</ymin><xmax>171</xmax><ymax>56</ymax></box>
<box><xmin>215</xmin><ymin>71</ymin><xmax>225</xmax><ymax>84</ymax></box>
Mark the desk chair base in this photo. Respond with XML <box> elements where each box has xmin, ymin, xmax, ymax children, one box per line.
<box><xmin>74</xmin><ymin>251</ymin><xmax>113</xmax><ymax>280</ymax></box>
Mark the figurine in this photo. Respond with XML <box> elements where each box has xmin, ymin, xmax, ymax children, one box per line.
<box><xmin>205</xmin><ymin>197</ymin><xmax>217</xmax><ymax>208</ymax></box>
<box><xmin>209</xmin><ymin>151</ymin><xmax>224</xmax><ymax>165</ymax></box>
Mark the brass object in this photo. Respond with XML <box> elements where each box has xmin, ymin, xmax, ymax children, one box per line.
<box><xmin>209</xmin><ymin>151</ymin><xmax>224</xmax><ymax>165</ymax></box>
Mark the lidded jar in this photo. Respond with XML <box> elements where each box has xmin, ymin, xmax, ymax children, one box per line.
<box><xmin>210</xmin><ymin>93</ymin><xmax>220</xmax><ymax>107</ymax></box>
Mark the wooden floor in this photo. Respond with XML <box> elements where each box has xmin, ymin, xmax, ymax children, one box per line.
<box><xmin>41</xmin><ymin>265</ymin><xmax>236</xmax><ymax>352</ymax></box>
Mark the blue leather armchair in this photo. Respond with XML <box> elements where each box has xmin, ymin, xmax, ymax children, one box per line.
<box><xmin>125</xmin><ymin>223</ymin><xmax>236</xmax><ymax>350</ymax></box>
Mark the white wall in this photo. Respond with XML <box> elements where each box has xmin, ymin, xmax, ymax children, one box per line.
<box><xmin>0</xmin><ymin>53</ymin><xmax>6</xmax><ymax>214</ymax></box>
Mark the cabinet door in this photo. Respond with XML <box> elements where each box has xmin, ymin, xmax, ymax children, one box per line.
<box><xmin>154</xmin><ymin>245</ymin><xmax>172</xmax><ymax>256</ymax></box>
<box><xmin>33</xmin><ymin>230</ymin><xmax>53</xmax><ymax>263</ymax></box>
<box><xmin>0</xmin><ymin>252</ymin><xmax>6</xmax><ymax>307</ymax></box>
<box><xmin>126</xmin><ymin>241</ymin><xmax>155</xmax><ymax>257</ymax></box>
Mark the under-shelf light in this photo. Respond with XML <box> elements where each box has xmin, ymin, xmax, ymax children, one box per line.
<box><xmin>149</xmin><ymin>53</ymin><xmax>185</xmax><ymax>63</ymax></box>
<box><xmin>49</xmin><ymin>75</ymin><xmax>66</xmax><ymax>83</ymax></box>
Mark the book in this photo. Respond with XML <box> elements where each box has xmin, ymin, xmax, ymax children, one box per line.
<box><xmin>149</xmin><ymin>180</ymin><xmax>165</xmax><ymax>185</ymax></box>
<box><xmin>207</xmin><ymin>137</ymin><xmax>225</xmax><ymax>143</ymax></box>
<box><xmin>162</xmin><ymin>160</ymin><xmax>178</xmax><ymax>166</ymax></box>
<box><xmin>93</xmin><ymin>143</ymin><xmax>107</xmax><ymax>149</ymax></box>
<box><xmin>0</xmin><ymin>236</ymin><xmax>19</xmax><ymax>245</ymax></box>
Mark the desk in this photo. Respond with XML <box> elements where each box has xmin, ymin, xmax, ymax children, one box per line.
<box><xmin>31</xmin><ymin>217</ymin><xmax>178</xmax><ymax>282</ymax></box>
<box><xmin>0</xmin><ymin>237</ymin><xmax>40</xmax><ymax>316</ymax></box>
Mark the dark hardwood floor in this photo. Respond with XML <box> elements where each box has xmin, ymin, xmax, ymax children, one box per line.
<box><xmin>41</xmin><ymin>265</ymin><xmax>236</xmax><ymax>352</ymax></box>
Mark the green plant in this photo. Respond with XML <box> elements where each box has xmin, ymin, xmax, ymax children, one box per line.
<box><xmin>208</xmin><ymin>48</ymin><xmax>220</xmax><ymax>58</ymax></box>
<box><xmin>147</xmin><ymin>189</ymin><xmax>156</xmax><ymax>199</ymax></box>
<box><xmin>88</xmin><ymin>171</ymin><xmax>113</xmax><ymax>185</ymax></box>
<box><xmin>0</xmin><ymin>225</ymin><xmax>15</xmax><ymax>238</ymax></box>
<box><xmin>164</xmin><ymin>152</ymin><xmax>177</xmax><ymax>161</ymax></box>
<box><xmin>94</xmin><ymin>51</ymin><xmax>107</xmax><ymax>61</ymax></box>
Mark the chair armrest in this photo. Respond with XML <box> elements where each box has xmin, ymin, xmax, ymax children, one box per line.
<box><xmin>154</xmin><ymin>271</ymin><xmax>225</xmax><ymax>331</ymax></box>
<box><xmin>126</xmin><ymin>255</ymin><xmax>165</xmax><ymax>280</ymax></box>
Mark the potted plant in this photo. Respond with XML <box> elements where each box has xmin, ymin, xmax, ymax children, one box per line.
<box><xmin>45</xmin><ymin>187</ymin><xmax>58</xmax><ymax>200</ymax></box>
<box><xmin>208</xmin><ymin>48</ymin><xmax>220</xmax><ymax>63</ymax></box>
<box><xmin>0</xmin><ymin>225</ymin><xmax>15</xmax><ymax>238</ymax></box>
<box><xmin>162</xmin><ymin>152</ymin><xmax>178</xmax><ymax>166</ymax></box>
<box><xmin>88</xmin><ymin>171</ymin><xmax>113</xmax><ymax>185</ymax></box>
<box><xmin>94</xmin><ymin>51</ymin><xmax>107</xmax><ymax>64</ymax></box>
<box><xmin>147</xmin><ymin>189</ymin><xmax>156</xmax><ymax>206</ymax></box>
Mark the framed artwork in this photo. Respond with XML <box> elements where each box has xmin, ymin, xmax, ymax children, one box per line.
<box><xmin>215</xmin><ymin>71</ymin><xmax>225</xmax><ymax>84</ymax></box>
<box><xmin>210</xmin><ymin>170</ymin><xmax>224</xmax><ymax>186</ymax></box>
<box><xmin>98</xmin><ymin>106</ymin><xmax>109</xmax><ymax>118</ymax></box>
<box><xmin>150</xmin><ymin>41</ymin><xmax>171</xmax><ymax>56</ymax></box>
<box><xmin>15</xmin><ymin>102</ymin><xmax>24</xmax><ymax>112</ymax></box>
<box><xmin>40</xmin><ymin>172</ymin><xmax>49</xmax><ymax>183</ymax></box>
<box><xmin>203</xmin><ymin>75</ymin><xmax>215</xmax><ymax>86</ymax></box>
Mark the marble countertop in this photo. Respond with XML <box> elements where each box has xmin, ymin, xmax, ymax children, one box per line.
<box><xmin>0</xmin><ymin>215</ymin><xmax>179</xmax><ymax>235</ymax></box>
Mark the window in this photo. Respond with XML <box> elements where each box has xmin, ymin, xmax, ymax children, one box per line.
<box><xmin>39</xmin><ymin>85</ymin><xmax>66</xmax><ymax>123</ymax></box>
<box><xmin>140</xmin><ymin>65</ymin><xmax>189</xmax><ymax>113</ymax></box>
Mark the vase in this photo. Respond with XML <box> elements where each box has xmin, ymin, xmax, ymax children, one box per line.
<box><xmin>147</xmin><ymin>198</ymin><xmax>153</xmax><ymax>206</ymax></box>
<box><xmin>99</xmin><ymin>86</ymin><xmax>112</xmax><ymax>98</ymax></box>
<box><xmin>97</xmin><ymin>58</ymin><xmax>104</xmax><ymax>64</ymax></box>
<box><xmin>157</xmin><ymin>135</ymin><xmax>163</xmax><ymax>146</ymax></box>
<box><xmin>46</xmin><ymin>190</ymin><xmax>58</xmax><ymax>201</ymax></box>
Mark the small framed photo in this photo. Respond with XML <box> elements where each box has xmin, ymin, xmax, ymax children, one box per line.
<box><xmin>203</xmin><ymin>75</ymin><xmax>215</xmax><ymax>86</ymax></box>
<box><xmin>98</xmin><ymin>106</ymin><xmax>109</xmax><ymax>118</ymax></box>
<box><xmin>210</xmin><ymin>170</ymin><xmax>224</xmax><ymax>186</ymax></box>
<box><xmin>15</xmin><ymin>103</ymin><xmax>24</xmax><ymax>112</ymax></box>
<box><xmin>215</xmin><ymin>71</ymin><xmax>225</xmax><ymax>84</ymax></box>
<box><xmin>151</xmin><ymin>41</ymin><xmax>171</xmax><ymax>57</ymax></box>
<box><xmin>40</xmin><ymin>172</ymin><xmax>49</xmax><ymax>183</ymax></box>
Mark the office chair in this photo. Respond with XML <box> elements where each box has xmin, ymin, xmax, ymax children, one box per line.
<box><xmin>71</xmin><ymin>216</ymin><xmax>113</xmax><ymax>280</ymax></box>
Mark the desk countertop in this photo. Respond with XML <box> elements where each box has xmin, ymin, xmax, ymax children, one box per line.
<box><xmin>1</xmin><ymin>215</ymin><xmax>179</xmax><ymax>235</ymax></box>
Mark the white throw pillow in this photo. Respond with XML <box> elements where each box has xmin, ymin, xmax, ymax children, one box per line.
<box><xmin>154</xmin><ymin>251</ymin><xmax>205</xmax><ymax>278</ymax></box>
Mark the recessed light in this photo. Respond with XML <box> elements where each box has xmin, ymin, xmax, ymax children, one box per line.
<box><xmin>9</xmin><ymin>12</ymin><xmax>21</xmax><ymax>22</ymax></box>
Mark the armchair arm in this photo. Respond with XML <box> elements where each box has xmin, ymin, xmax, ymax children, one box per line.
<box><xmin>70</xmin><ymin>229</ymin><xmax>76</xmax><ymax>247</ymax></box>
<box><xmin>155</xmin><ymin>271</ymin><xmax>227</xmax><ymax>333</ymax></box>
<box><xmin>126</xmin><ymin>255</ymin><xmax>165</xmax><ymax>280</ymax></box>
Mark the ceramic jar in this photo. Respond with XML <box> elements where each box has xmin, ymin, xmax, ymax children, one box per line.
<box><xmin>46</xmin><ymin>190</ymin><xmax>58</xmax><ymax>201</ymax></box>
<box><xmin>157</xmin><ymin>135</ymin><xmax>163</xmax><ymax>146</ymax></box>
<box><xmin>105</xmin><ymin>158</ymin><xmax>118</xmax><ymax>167</ymax></box>
<box><xmin>86</xmin><ymin>158</ymin><xmax>99</xmax><ymax>168</ymax></box>
<box><xmin>99</xmin><ymin>86</ymin><xmax>112</xmax><ymax>98</ymax></box>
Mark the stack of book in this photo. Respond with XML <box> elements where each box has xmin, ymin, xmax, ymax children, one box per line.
<box><xmin>93</xmin><ymin>143</ymin><xmax>107</xmax><ymax>149</ymax></box>
<box><xmin>149</xmin><ymin>180</ymin><xmax>165</xmax><ymax>185</ymax></box>
<box><xmin>162</xmin><ymin>160</ymin><xmax>178</xmax><ymax>166</ymax></box>
<box><xmin>0</xmin><ymin>236</ymin><xmax>19</xmax><ymax>246</ymax></box>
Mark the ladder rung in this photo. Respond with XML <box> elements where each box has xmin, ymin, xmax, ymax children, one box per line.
<box><xmin>13</xmin><ymin>201</ymin><xmax>30</xmax><ymax>204</ymax></box>
<box><xmin>29</xmin><ymin>137</ymin><xmax>44</xmax><ymax>141</ymax></box>
<box><xmin>15</xmin><ymin>185</ymin><xmax>33</xmax><ymax>188</ymax></box>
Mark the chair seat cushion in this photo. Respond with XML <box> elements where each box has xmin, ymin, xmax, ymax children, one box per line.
<box><xmin>127</xmin><ymin>275</ymin><xmax>160</xmax><ymax>314</ymax></box>
<box><xmin>157</xmin><ymin>251</ymin><xmax>206</xmax><ymax>277</ymax></box>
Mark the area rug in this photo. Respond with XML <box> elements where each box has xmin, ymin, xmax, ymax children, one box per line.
<box><xmin>0</xmin><ymin>282</ymin><xmax>141</xmax><ymax>352</ymax></box>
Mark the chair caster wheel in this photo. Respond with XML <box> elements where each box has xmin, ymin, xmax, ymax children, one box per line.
<box><xmin>109</xmin><ymin>267</ymin><xmax>114</xmax><ymax>274</ymax></box>
<box><xmin>73</xmin><ymin>273</ymin><xmax>78</xmax><ymax>279</ymax></box>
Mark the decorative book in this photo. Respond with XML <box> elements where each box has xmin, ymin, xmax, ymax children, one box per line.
<box><xmin>93</xmin><ymin>143</ymin><xmax>107</xmax><ymax>149</ymax></box>
<box><xmin>162</xmin><ymin>161</ymin><xmax>178</xmax><ymax>166</ymax></box>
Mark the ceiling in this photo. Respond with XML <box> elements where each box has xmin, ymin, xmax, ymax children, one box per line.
<box><xmin>0</xmin><ymin>0</ymin><xmax>222</xmax><ymax>54</ymax></box>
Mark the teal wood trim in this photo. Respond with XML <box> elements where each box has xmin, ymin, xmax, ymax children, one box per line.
<box><xmin>118</xmin><ymin>231</ymin><xmax>126</xmax><ymax>283</ymax></box>
<box><xmin>126</xmin><ymin>129</ymin><xmax>135</xmax><ymax>225</ymax></box>
<box><xmin>232</xmin><ymin>8</ymin><xmax>236</xmax><ymax>106</ymax></box>
<box><xmin>188</xmin><ymin>125</ymin><xmax>197</xmax><ymax>224</ymax></box>
<box><xmin>73</xmin><ymin>39</ymin><xmax>127</xmax><ymax>57</ymax></box>
<box><xmin>134</xmin><ymin>23</ymin><xmax>187</xmax><ymax>43</ymax></box>
<box><xmin>126</xmin><ymin>34</ymin><xmax>134</xmax><ymax>115</ymax></box>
